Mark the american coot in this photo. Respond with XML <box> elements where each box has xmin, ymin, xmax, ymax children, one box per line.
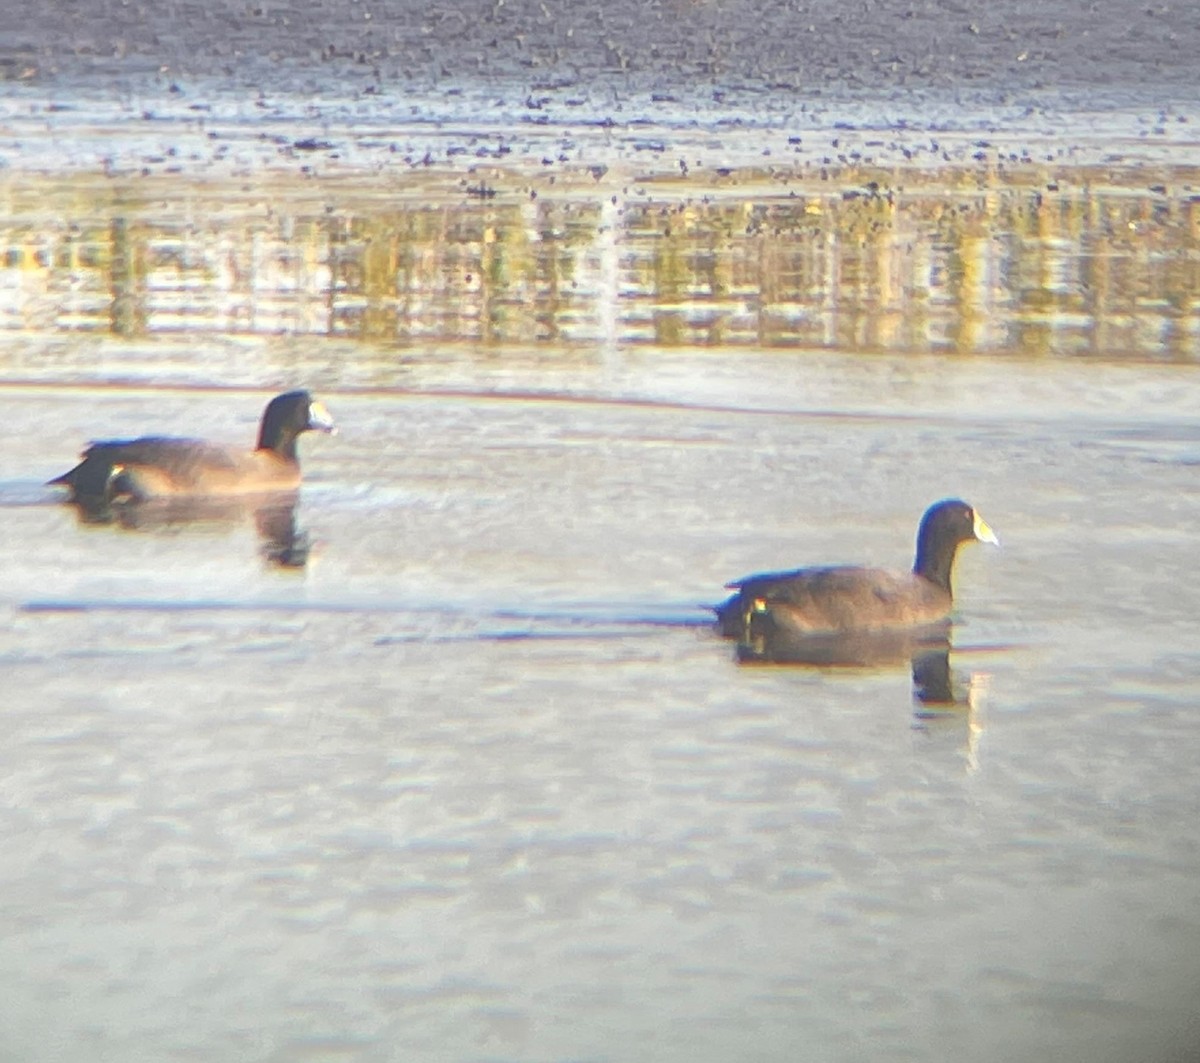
<box><xmin>49</xmin><ymin>390</ymin><xmax>335</xmax><ymax>503</ymax></box>
<box><xmin>715</xmin><ymin>498</ymin><xmax>998</xmax><ymax>638</ymax></box>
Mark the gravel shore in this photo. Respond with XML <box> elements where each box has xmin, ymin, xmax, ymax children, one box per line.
<box><xmin>2</xmin><ymin>0</ymin><xmax>1197</xmax><ymax>103</ymax></box>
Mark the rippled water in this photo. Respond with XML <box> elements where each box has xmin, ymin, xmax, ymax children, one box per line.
<box><xmin>1</xmin><ymin>144</ymin><xmax>1199</xmax><ymax>1062</ymax></box>
<box><xmin>3</xmin><ymin>160</ymin><xmax>1198</xmax><ymax>362</ymax></box>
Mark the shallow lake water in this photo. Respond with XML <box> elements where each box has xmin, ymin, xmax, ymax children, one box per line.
<box><xmin>1</xmin><ymin>124</ymin><xmax>1199</xmax><ymax>1063</ymax></box>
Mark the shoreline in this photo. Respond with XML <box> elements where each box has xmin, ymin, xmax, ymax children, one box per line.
<box><xmin>2</xmin><ymin>0</ymin><xmax>1197</xmax><ymax>97</ymax></box>
<box><xmin>1</xmin><ymin>76</ymin><xmax>1197</xmax><ymax>178</ymax></box>
<box><xmin>1</xmin><ymin>0</ymin><xmax>1198</xmax><ymax>178</ymax></box>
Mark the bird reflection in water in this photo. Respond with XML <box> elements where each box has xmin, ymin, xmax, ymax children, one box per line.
<box><xmin>910</xmin><ymin>645</ymin><xmax>989</xmax><ymax>773</ymax></box>
<box><xmin>735</xmin><ymin>614</ymin><xmax>987</xmax><ymax>766</ymax></box>
<box><xmin>67</xmin><ymin>492</ymin><xmax>312</xmax><ymax>569</ymax></box>
<box><xmin>735</xmin><ymin>615</ymin><xmax>950</xmax><ymax>668</ymax></box>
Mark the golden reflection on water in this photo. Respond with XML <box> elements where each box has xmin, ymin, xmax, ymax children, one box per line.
<box><xmin>0</xmin><ymin>163</ymin><xmax>1196</xmax><ymax>360</ymax></box>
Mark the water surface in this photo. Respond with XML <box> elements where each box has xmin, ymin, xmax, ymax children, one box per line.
<box><xmin>2</xmin><ymin>162</ymin><xmax>1198</xmax><ymax>362</ymax></box>
<box><xmin>0</xmin><ymin>136</ymin><xmax>1199</xmax><ymax>1063</ymax></box>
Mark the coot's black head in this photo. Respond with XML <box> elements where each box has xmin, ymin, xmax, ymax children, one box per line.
<box><xmin>257</xmin><ymin>391</ymin><xmax>336</xmax><ymax>458</ymax></box>
<box><xmin>913</xmin><ymin>498</ymin><xmax>998</xmax><ymax>592</ymax></box>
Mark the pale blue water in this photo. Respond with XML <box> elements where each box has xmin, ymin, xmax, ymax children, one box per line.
<box><xmin>1</xmin><ymin>350</ymin><xmax>1198</xmax><ymax>1062</ymax></box>
<box><xmin>0</xmin><ymin>92</ymin><xmax>1199</xmax><ymax>1062</ymax></box>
